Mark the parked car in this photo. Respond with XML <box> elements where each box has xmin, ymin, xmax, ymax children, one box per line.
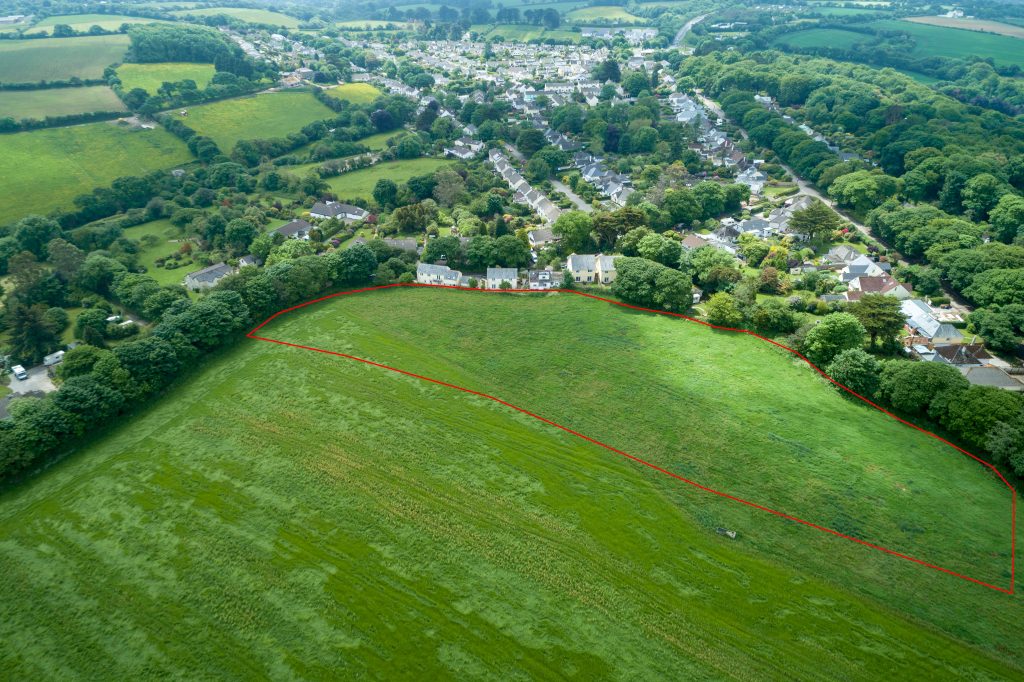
<box><xmin>11</xmin><ymin>365</ymin><xmax>28</xmax><ymax>381</ymax></box>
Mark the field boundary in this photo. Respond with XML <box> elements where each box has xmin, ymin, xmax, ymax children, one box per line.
<box><xmin>247</xmin><ymin>282</ymin><xmax>1017</xmax><ymax>594</ymax></box>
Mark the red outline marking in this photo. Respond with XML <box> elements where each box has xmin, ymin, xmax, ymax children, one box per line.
<box><xmin>247</xmin><ymin>283</ymin><xmax>1017</xmax><ymax>594</ymax></box>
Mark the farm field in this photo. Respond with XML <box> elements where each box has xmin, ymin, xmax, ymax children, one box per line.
<box><xmin>471</xmin><ymin>23</ymin><xmax>583</xmax><ymax>42</ymax></box>
<box><xmin>323</xmin><ymin>82</ymin><xmax>382</xmax><ymax>105</ymax></box>
<box><xmin>805</xmin><ymin>5</ymin><xmax>890</xmax><ymax>15</ymax></box>
<box><xmin>0</xmin><ymin>34</ymin><xmax>130</xmax><ymax>83</ymax></box>
<box><xmin>28</xmin><ymin>13</ymin><xmax>160</xmax><ymax>35</ymax></box>
<box><xmin>322</xmin><ymin>158</ymin><xmax>453</xmax><ymax>201</ymax></box>
<box><xmin>565</xmin><ymin>5</ymin><xmax>647</xmax><ymax>24</ymax></box>
<box><xmin>904</xmin><ymin>15</ymin><xmax>1024</xmax><ymax>39</ymax></box>
<box><xmin>335</xmin><ymin>20</ymin><xmax>412</xmax><ymax>29</ymax></box>
<box><xmin>870</xmin><ymin>19</ymin><xmax>1024</xmax><ymax>68</ymax></box>
<box><xmin>116</xmin><ymin>62</ymin><xmax>216</xmax><ymax>94</ymax></box>
<box><xmin>169</xmin><ymin>91</ymin><xmax>335</xmax><ymax>151</ymax></box>
<box><xmin>171</xmin><ymin>7</ymin><xmax>300</xmax><ymax>27</ymax></box>
<box><xmin>0</xmin><ymin>288</ymin><xmax>1018</xmax><ymax>678</ymax></box>
<box><xmin>0</xmin><ymin>86</ymin><xmax>125</xmax><ymax>119</ymax></box>
<box><xmin>773</xmin><ymin>27</ymin><xmax>870</xmax><ymax>49</ymax></box>
<box><xmin>0</xmin><ymin>122</ymin><xmax>192</xmax><ymax>226</ymax></box>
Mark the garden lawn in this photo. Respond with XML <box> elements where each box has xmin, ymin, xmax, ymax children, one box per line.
<box><xmin>0</xmin><ymin>86</ymin><xmax>125</xmax><ymax>119</ymax></box>
<box><xmin>323</xmin><ymin>82</ymin><xmax>382</xmax><ymax>105</ymax></box>
<box><xmin>170</xmin><ymin>7</ymin><xmax>300</xmax><ymax>27</ymax></box>
<box><xmin>125</xmin><ymin>219</ymin><xmax>193</xmax><ymax>287</ymax></box>
<box><xmin>324</xmin><ymin>158</ymin><xmax>453</xmax><ymax>201</ymax></box>
<box><xmin>169</xmin><ymin>91</ymin><xmax>335</xmax><ymax>152</ymax></box>
<box><xmin>116</xmin><ymin>62</ymin><xmax>216</xmax><ymax>94</ymax></box>
<box><xmin>29</xmin><ymin>14</ymin><xmax>160</xmax><ymax>35</ymax></box>
<box><xmin>870</xmin><ymin>19</ymin><xmax>1024</xmax><ymax>68</ymax></box>
<box><xmin>0</xmin><ymin>287</ymin><xmax>1018</xmax><ymax>679</ymax></box>
<box><xmin>0</xmin><ymin>35</ymin><xmax>130</xmax><ymax>83</ymax></box>
<box><xmin>0</xmin><ymin>122</ymin><xmax>192</xmax><ymax>227</ymax></box>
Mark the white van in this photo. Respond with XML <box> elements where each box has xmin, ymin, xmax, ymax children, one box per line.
<box><xmin>11</xmin><ymin>365</ymin><xmax>28</xmax><ymax>381</ymax></box>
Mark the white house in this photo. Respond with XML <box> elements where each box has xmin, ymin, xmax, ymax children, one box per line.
<box><xmin>310</xmin><ymin>201</ymin><xmax>369</xmax><ymax>222</ymax></box>
<box><xmin>275</xmin><ymin>219</ymin><xmax>314</xmax><ymax>240</ymax></box>
<box><xmin>184</xmin><ymin>262</ymin><xmax>235</xmax><ymax>291</ymax></box>
<box><xmin>528</xmin><ymin>228</ymin><xmax>559</xmax><ymax>249</ymax></box>
<box><xmin>416</xmin><ymin>262</ymin><xmax>462</xmax><ymax>286</ymax></box>
<box><xmin>529</xmin><ymin>269</ymin><xmax>558</xmax><ymax>290</ymax></box>
<box><xmin>485</xmin><ymin>267</ymin><xmax>518</xmax><ymax>289</ymax></box>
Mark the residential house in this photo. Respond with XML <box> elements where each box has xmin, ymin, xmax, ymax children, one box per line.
<box><xmin>416</xmin><ymin>262</ymin><xmax>462</xmax><ymax>286</ymax></box>
<box><xmin>310</xmin><ymin>201</ymin><xmax>369</xmax><ymax>222</ymax></box>
<box><xmin>567</xmin><ymin>253</ymin><xmax>597</xmax><ymax>283</ymax></box>
<box><xmin>840</xmin><ymin>254</ymin><xmax>887</xmax><ymax>283</ymax></box>
<box><xmin>901</xmin><ymin>299</ymin><xmax>964</xmax><ymax>343</ymax></box>
<box><xmin>528</xmin><ymin>228</ymin><xmax>559</xmax><ymax>249</ymax></box>
<box><xmin>486</xmin><ymin>267</ymin><xmax>518</xmax><ymax>289</ymax></box>
<box><xmin>681</xmin><ymin>233</ymin><xmax>709</xmax><ymax>250</ymax></box>
<box><xmin>529</xmin><ymin>269</ymin><xmax>559</xmax><ymax>290</ymax></box>
<box><xmin>824</xmin><ymin>244</ymin><xmax>860</xmax><ymax>265</ymax></box>
<box><xmin>275</xmin><ymin>219</ymin><xmax>314</xmax><ymax>240</ymax></box>
<box><xmin>846</xmin><ymin>274</ymin><xmax>912</xmax><ymax>300</ymax></box>
<box><xmin>960</xmin><ymin>366</ymin><xmax>1023</xmax><ymax>391</ymax></box>
<box><xmin>595</xmin><ymin>254</ymin><xmax>617</xmax><ymax>284</ymax></box>
<box><xmin>184</xmin><ymin>262</ymin><xmax>235</xmax><ymax>291</ymax></box>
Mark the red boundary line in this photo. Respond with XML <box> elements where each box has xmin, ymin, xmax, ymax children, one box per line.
<box><xmin>247</xmin><ymin>282</ymin><xmax>1017</xmax><ymax>594</ymax></box>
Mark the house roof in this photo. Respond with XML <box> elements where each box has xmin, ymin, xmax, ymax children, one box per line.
<box><xmin>567</xmin><ymin>253</ymin><xmax>595</xmax><ymax>270</ymax></box>
<box><xmin>276</xmin><ymin>219</ymin><xmax>312</xmax><ymax>237</ymax></box>
<box><xmin>186</xmin><ymin>262</ymin><xmax>233</xmax><ymax>283</ymax></box>
<box><xmin>417</xmin><ymin>262</ymin><xmax>461</xmax><ymax>281</ymax></box>
<box><xmin>960</xmin><ymin>366</ymin><xmax>1022</xmax><ymax>389</ymax></box>
<box><xmin>487</xmin><ymin>267</ymin><xmax>518</xmax><ymax>281</ymax></box>
<box><xmin>933</xmin><ymin>343</ymin><xmax>991</xmax><ymax>365</ymax></box>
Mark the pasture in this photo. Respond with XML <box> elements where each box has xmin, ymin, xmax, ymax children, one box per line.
<box><xmin>0</xmin><ymin>86</ymin><xmax>125</xmax><ymax>119</ymax></box>
<box><xmin>323</xmin><ymin>158</ymin><xmax>453</xmax><ymax>200</ymax></box>
<box><xmin>29</xmin><ymin>14</ymin><xmax>160</xmax><ymax>35</ymax></box>
<box><xmin>0</xmin><ymin>122</ymin><xmax>191</xmax><ymax>226</ymax></box>
<box><xmin>170</xmin><ymin>7</ymin><xmax>301</xmax><ymax>27</ymax></box>
<box><xmin>169</xmin><ymin>91</ymin><xmax>335</xmax><ymax>151</ymax></box>
<box><xmin>0</xmin><ymin>34</ymin><xmax>130</xmax><ymax>83</ymax></box>
<box><xmin>116</xmin><ymin>62</ymin><xmax>216</xmax><ymax>94</ymax></box>
<box><xmin>323</xmin><ymin>82</ymin><xmax>382</xmax><ymax>105</ymax></box>
<box><xmin>870</xmin><ymin>19</ymin><xmax>1024</xmax><ymax>68</ymax></box>
<box><xmin>904</xmin><ymin>15</ymin><xmax>1024</xmax><ymax>39</ymax></box>
<box><xmin>0</xmin><ymin>288</ymin><xmax>1018</xmax><ymax>678</ymax></box>
<box><xmin>471</xmin><ymin>23</ymin><xmax>583</xmax><ymax>42</ymax></box>
<box><xmin>565</xmin><ymin>6</ymin><xmax>647</xmax><ymax>24</ymax></box>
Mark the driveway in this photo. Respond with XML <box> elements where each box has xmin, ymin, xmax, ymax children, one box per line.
<box><xmin>9</xmin><ymin>365</ymin><xmax>56</xmax><ymax>396</ymax></box>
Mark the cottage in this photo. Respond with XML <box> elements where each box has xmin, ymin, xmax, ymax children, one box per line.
<box><xmin>485</xmin><ymin>267</ymin><xmax>518</xmax><ymax>289</ymax></box>
<box><xmin>275</xmin><ymin>219</ymin><xmax>314</xmax><ymax>240</ymax></box>
<box><xmin>416</xmin><ymin>262</ymin><xmax>462</xmax><ymax>286</ymax></box>
<box><xmin>847</xmin><ymin>274</ymin><xmax>912</xmax><ymax>300</ymax></box>
<box><xmin>528</xmin><ymin>228</ymin><xmax>559</xmax><ymax>249</ymax></box>
<box><xmin>184</xmin><ymin>262</ymin><xmax>235</xmax><ymax>291</ymax></box>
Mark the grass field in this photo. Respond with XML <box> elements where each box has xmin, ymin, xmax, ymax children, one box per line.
<box><xmin>323</xmin><ymin>82</ymin><xmax>382</xmax><ymax>105</ymax></box>
<box><xmin>116</xmin><ymin>62</ymin><xmax>216</xmax><ymax>94</ymax></box>
<box><xmin>870</xmin><ymin>19</ymin><xmax>1024</xmax><ymax>68</ymax></box>
<box><xmin>335</xmin><ymin>20</ymin><xmax>412</xmax><ymax>29</ymax></box>
<box><xmin>0</xmin><ymin>287</ymin><xmax>1018</xmax><ymax>678</ymax></box>
<box><xmin>323</xmin><ymin>158</ymin><xmax>453</xmax><ymax>201</ymax></box>
<box><xmin>0</xmin><ymin>122</ymin><xmax>192</xmax><ymax>227</ymax></box>
<box><xmin>0</xmin><ymin>34</ymin><xmax>130</xmax><ymax>83</ymax></box>
<box><xmin>773</xmin><ymin>27</ymin><xmax>871</xmax><ymax>49</ymax></box>
<box><xmin>29</xmin><ymin>13</ymin><xmax>160</xmax><ymax>35</ymax></box>
<box><xmin>124</xmin><ymin>219</ymin><xmax>193</xmax><ymax>287</ymax></box>
<box><xmin>0</xmin><ymin>86</ymin><xmax>125</xmax><ymax>119</ymax></box>
<box><xmin>169</xmin><ymin>91</ymin><xmax>335</xmax><ymax>151</ymax></box>
<box><xmin>905</xmin><ymin>15</ymin><xmax>1024</xmax><ymax>39</ymax></box>
<box><xmin>471</xmin><ymin>23</ymin><xmax>583</xmax><ymax>42</ymax></box>
<box><xmin>566</xmin><ymin>6</ymin><xmax>647</xmax><ymax>24</ymax></box>
<box><xmin>171</xmin><ymin>7</ymin><xmax>300</xmax><ymax>27</ymax></box>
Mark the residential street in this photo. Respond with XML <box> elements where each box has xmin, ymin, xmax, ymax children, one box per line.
<box><xmin>551</xmin><ymin>178</ymin><xmax>594</xmax><ymax>212</ymax></box>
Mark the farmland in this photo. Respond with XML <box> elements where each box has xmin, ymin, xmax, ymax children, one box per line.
<box><xmin>904</xmin><ymin>15</ymin><xmax>1024</xmax><ymax>39</ymax></box>
<box><xmin>322</xmin><ymin>158</ymin><xmax>453</xmax><ymax>201</ymax></box>
<box><xmin>28</xmin><ymin>13</ymin><xmax>160</xmax><ymax>35</ymax></box>
<box><xmin>323</xmin><ymin>82</ymin><xmax>382</xmax><ymax>105</ymax></box>
<box><xmin>869</xmin><ymin>19</ymin><xmax>1024</xmax><ymax>68</ymax></box>
<box><xmin>116</xmin><ymin>62</ymin><xmax>216</xmax><ymax>94</ymax></box>
<box><xmin>773</xmin><ymin>27</ymin><xmax>872</xmax><ymax>50</ymax></box>
<box><xmin>470</xmin><ymin>23</ymin><xmax>583</xmax><ymax>42</ymax></box>
<box><xmin>169</xmin><ymin>91</ymin><xmax>335</xmax><ymax>151</ymax></box>
<box><xmin>170</xmin><ymin>7</ymin><xmax>301</xmax><ymax>27</ymax></box>
<box><xmin>0</xmin><ymin>288</ymin><xmax>1018</xmax><ymax>678</ymax></box>
<box><xmin>0</xmin><ymin>86</ymin><xmax>125</xmax><ymax>119</ymax></box>
<box><xmin>0</xmin><ymin>122</ymin><xmax>192</xmax><ymax>226</ymax></box>
<box><xmin>565</xmin><ymin>6</ymin><xmax>647</xmax><ymax>24</ymax></box>
<box><xmin>0</xmin><ymin>34</ymin><xmax>130</xmax><ymax>83</ymax></box>
<box><xmin>335</xmin><ymin>20</ymin><xmax>412</xmax><ymax>30</ymax></box>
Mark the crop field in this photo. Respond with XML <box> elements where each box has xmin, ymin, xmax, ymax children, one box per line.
<box><xmin>0</xmin><ymin>86</ymin><xmax>125</xmax><ymax>119</ymax></box>
<box><xmin>870</xmin><ymin>19</ymin><xmax>1024</xmax><ymax>68</ymax></box>
<box><xmin>0</xmin><ymin>288</ymin><xmax>1018</xmax><ymax>678</ymax></box>
<box><xmin>904</xmin><ymin>15</ymin><xmax>1024</xmax><ymax>39</ymax></box>
<box><xmin>171</xmin><ymin>7</ymin><xmax>301</xmax><ymax>27</ymax></box>
<box><xmin>773</xmin><ymin>27</ymin><xmax>871</xmax><ymax>49</ymax></box>
<box><xmin>565</xmin><ymin>6</ymin><xmax>647</xmax><ymax>24</ymax></box>
<box><xmin>0</xmin><ymin>122</ymin><xmax>192</xmax><ymax>226</ymax></box>
<box><xmin>116</xmin><ymin>62</ymin><xmax>216</xmax><ymax>94</ymax></box>
<box><xmin>29</xmin><ymin>14</ymin><xmax>160</xmax><ymax>35</ymax></box>
<box><xmin>323</xmin><ymin>158</ymin><xmax>453</xmax><ymax>201</ymax></box>
<box><xmin>168</xmin><ymin>91</ymin><xmax>335</xmax><ymax>151</ymax></box>
<box><xmin>0</xmin><ymin>34</ymin><xmax>130</xmax><ymax>83</ymax></box>
<box><xmin>323</xmin><ymin>82</ymin><xmax>382</xmax><ymax>105</ymax></box>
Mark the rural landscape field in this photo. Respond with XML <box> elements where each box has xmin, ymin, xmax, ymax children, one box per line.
<box><xmin>1</xmin><ymin>0</ymin><xmax>1022</xmax><ymax>677</ymax></box>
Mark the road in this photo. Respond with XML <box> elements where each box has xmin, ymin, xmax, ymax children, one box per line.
<box><xmin>673</xmin><ymin>14</ymin><xmax>707</xmax><ymax>48</ymax></box>
<box><xmin>551</xmin><ymin>179</ymin><xmax>594</xmax><ymax>212</ymax></box>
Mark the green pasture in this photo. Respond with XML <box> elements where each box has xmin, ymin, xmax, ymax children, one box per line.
<box><xmin>29</xmin><ymin>14</ymin><xmax>160</xmax><ymax>35</ymax></box>
<box><xmin>322</xmin><ymin>82</ymin><xmax>382</xmax><ymax>105</ymax></box>
<box><xmin>0</xmin><ymin>35</ymin><xmax>130</xmax><ymax>83</ymax></box>
<box><xmin>0</xmin><ymin>86</ymin><xmax>125</xmax><ymax>119</ymax></box>
<box><xmin>870</xmin><ymin>19</ymin><xmax>1024</xmax><ymax>68</ymax></box>
<box><xmin>116</xmin><ymin>62</ymin><xmax>216</xmax><ymax>94</ymax></box>
<box><xmin>170</xmin><ymin>7</ymin><xmax>300</xmax><ymax>27</ymax></box>
<box><xmin>471</xmin><ymin>23</ymin><xmax>583</xmax><ymax>42</ymax></box>
<box><xmin>0</xmin><ymin>288</ymin><xmax>1018</xmax><ymax>678</ymax></box>
<box><xmin>322</xmin><ymin>158</ymin><xmax>453</xmax><ymax>201</ymax></box>
<box><xmin>565</xmin><ymin>6</ymin><xmax>647</xmax><ymax>24</ymax></box>
<box><xmin>335</xmin><ymin>20</ymin><xmax>412</xmax><ymax>30</ymax></box>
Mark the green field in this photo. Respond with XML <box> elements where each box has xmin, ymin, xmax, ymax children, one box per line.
<box><xmin>116</xmin><ymin>62</ymin><xmax>216</xmax><ymax>94</ymax></box>
<box><xmin>870</xmin><ymin>19</ymin><xmax>1024</xmax><ymax>68</ymax></box>
<box><xmin>171</xmin><ymin>7</ymin><xmax>301</xmax><ymax>27</ymax></box>
<box><xmin>124</xmin><ymin>219</ymin><xmax>193</xmax><ymax>287</ymax></box>
<box><xmin>323</xmin><ymin>82</ymin><xmax>382</xmax><ymax>105</ymax></box>
<box><xmin>0</xmin><ymin>288</ymin><xmax>1018</xmax><ymax>678</ymax></box>
<box><xmin>773</xmin><ymin>27</ymin><xmax>871</xmax><ymax>49</ymax></box>
<box><xmin>0</xmin><ymin>86</ymin><xmax>125</xmax><ymax>119</ymax></box>
<box><xmin>323</xmin><ymin>158</ymin><xmax>453</xmax><ymax>201</ymax></box>
<box><xmin>0</xmin><ymin>34</ymin><xmax>130</xmax><ymax>83</ymax></box>
<box><xmin>0</xmin><ymin>122</ymin><xmax>192</xmax><ymax>226</ymax></box>
<box><xmin>565</xmin><ymin>5</ymin><xmax>647</xmax><ymax>24</ymax></box>
<box><xmin>471</xmin><ymin>23</ymin><xmax>583</xmax><ymax>42</ymax></box>
<box><xmin>29</xmin><ymin>13</ymin><xmax>160</xmax><ymax>35</ymax></box>
<box><xmin>335</xmin><ymin>20</ymin><xmax>412</xmax><ymax>30</ymax></box>
<box><xmin>169</xmin><ymin>91</ymin><xmax>335</xmax><ymax>151</ymax></box>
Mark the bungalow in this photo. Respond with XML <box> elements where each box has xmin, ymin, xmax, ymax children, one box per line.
<box><xmin>529</xmin><ymin>269</ymin><xmax>559</xmax><ymax>290</ymax></box>
<box><xmin>528</xmin><ymin>228</ymin><xmax>559</xmax><ymax>249</ymax></box>
<box><xmin>901</xmin><ymin>299</ymin><xmax>964</xmax><ymax>343</ymax></box>
<box><xmin>840</xmin><ymin>254</ymin><xmax>886</xmax><ymax>282</ymax></box>
<box><xmin>416</xmin><ymin>262</ymin><xmax>462</xmax><ymax>286</ymax></box>
<box><xmin>444</xmin><ymin>144</ymin><xmax>476</xmax><ymax>160</ymax></box>
<box><xmin>681</xmin><ymin>234</ymin><xmax>709</xmax><ymax>250</ymax></box>
<box><xmin>824</xmin><ymin>244</ymin><xmax>860</xmax><ymax>265</ymax></box>
<box><xmin>846</xmin><ymin>274</ymin><xmax>912</xmax><ymax>300</ymax></box>
<box><xmin>184</xmin><ymin>262</ymin><xmax>235</xmax><ymax>291</ymax></box>
<box><xmin>275</xmin><ymin>219</ymin><xmax>314</xmax><ymax>240</ymax></box>
<box><xmin>486</xmin><ymin>267</ymin><xmax>518</xmax><ymax>289</ymax></box>
<box><xmin>310</xmin><ymin>201</ymin><xmax>369</xmax><ymax>222</ymax></box>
